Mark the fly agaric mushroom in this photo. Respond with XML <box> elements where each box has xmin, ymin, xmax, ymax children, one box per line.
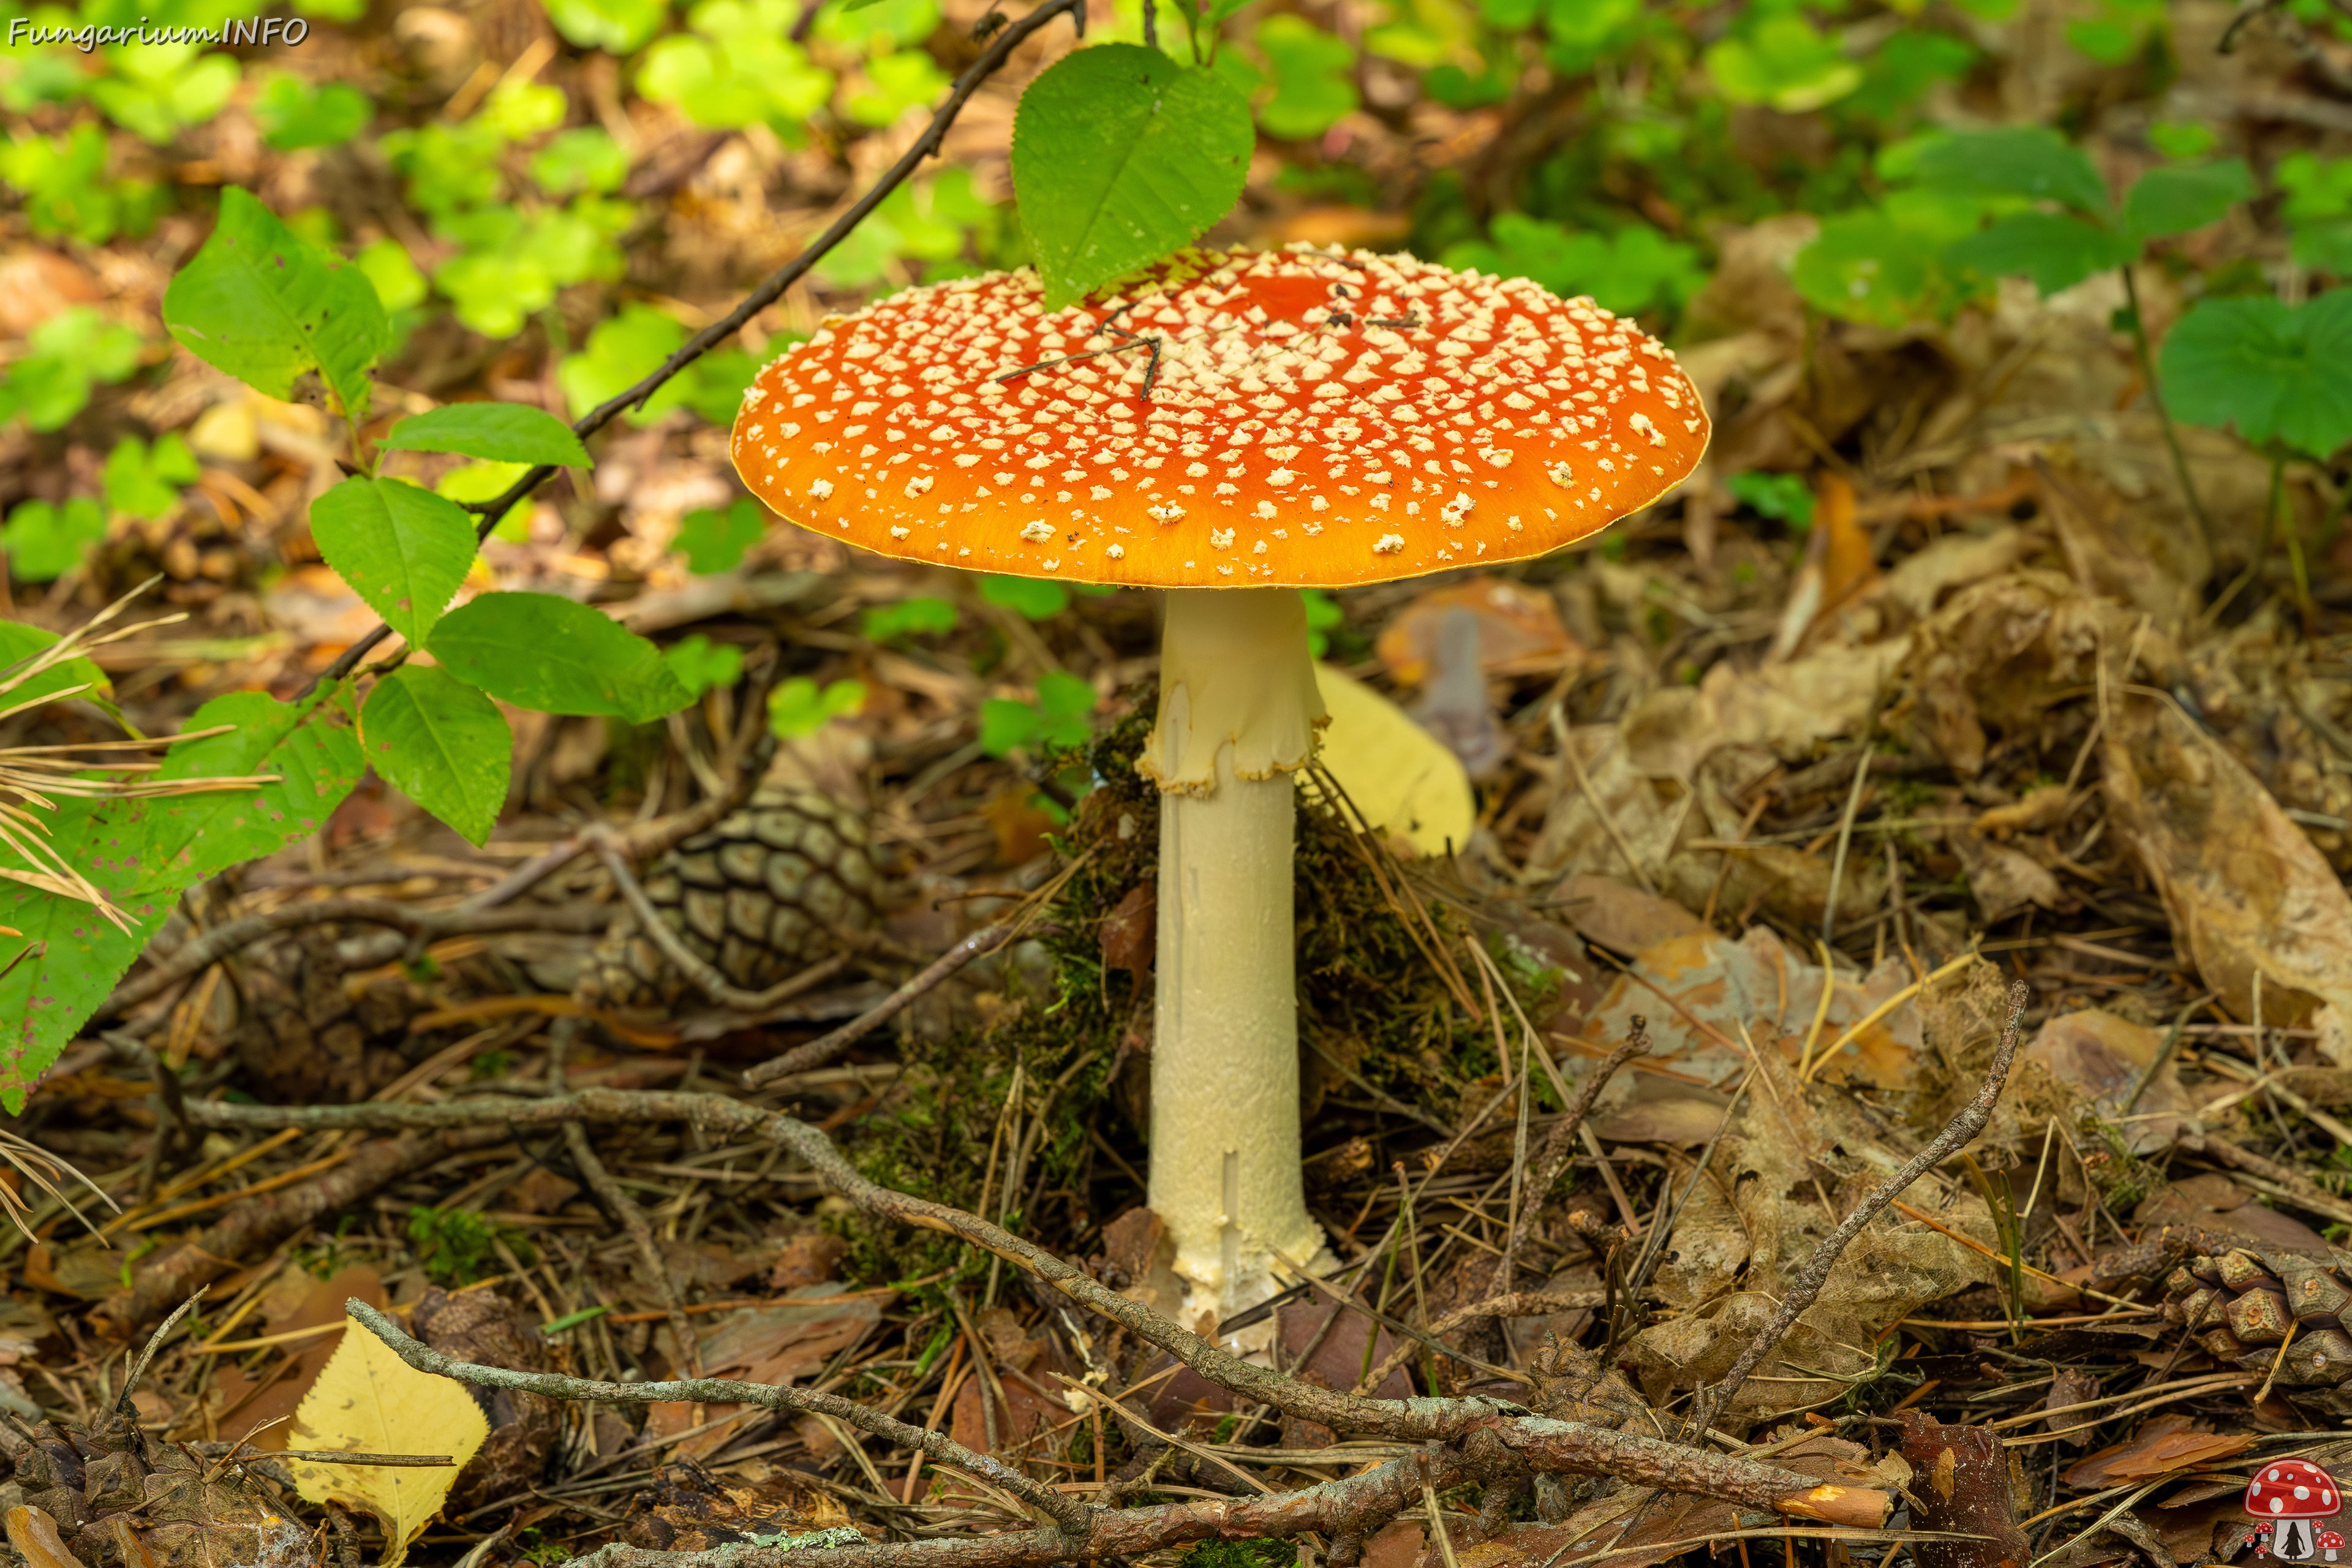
<box><xmin>731</xmin><ymin>244</ymin><xmax>1707</xmax><ymax>1321</ymax></box>
<box><xmin>2248</xmin><ymin>1460</ymin><xmax>2342</xmax><ymax>1562</ymax></box>
<box><xmin>2318</xmin><ymin>1529</ymin><xmax>2342</xmax><ymax>1561</ymax></box>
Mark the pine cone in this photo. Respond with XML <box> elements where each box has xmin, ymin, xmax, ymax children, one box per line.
<box><xmin>2161</xmin><ymin>1243</ymin><xmax>2352</xmax><ymax>1418</ymax></box>
<box><xmin>577</xmin><ymin>785</ymin><xmax>884</xmax><ymax>1012</ymax></box>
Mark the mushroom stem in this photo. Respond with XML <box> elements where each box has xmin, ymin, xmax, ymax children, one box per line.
<box><xmin>1140</xmin><ymin>588</ymin><xmax>1329</xmax><ymax>1321</ymax></box>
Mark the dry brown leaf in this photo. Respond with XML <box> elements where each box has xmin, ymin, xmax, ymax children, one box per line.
<box><xmin>2064</xmin><ymin>1415</ymin><xmax>2255</xmax><ymax>1489</ymax></box>
<box><xmin>1373</xmin><ymin>575</ymin><xmax>1578</xmax><ymax>686</ymax></box>
<box><xmin>1950</xmin><ymin>828</ymin><xmax>2062</xmax><ymax>923</ymax></box>
<box><xmin>2019</xmin><ymin>1009</ymin><xmax>2192</xmax><ymax>1155</ymax></box>
<box><xmin>2103</xmin><ymin>690</ymin><xmax>2352</xmax><ymax>1051</ymax></box>
<box><xmin>286</xmin><ymin>1316</ymin><xmax>489</xmax><ymax>1568</ymax></box>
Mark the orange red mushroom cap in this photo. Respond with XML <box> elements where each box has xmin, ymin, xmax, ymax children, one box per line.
<box><xmin>729</xmin><ymin>244</ymin><xmax>1709</xmax><ymax>589</ymax></box>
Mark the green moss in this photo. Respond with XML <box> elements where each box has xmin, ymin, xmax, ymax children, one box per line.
<box><xmin>1182</xmin><ymin>1542</ymin><xmax>1298</xmax><ymax>1568</ymax></box>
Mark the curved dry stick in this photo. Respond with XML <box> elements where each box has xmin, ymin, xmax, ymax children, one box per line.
<box><xmin>1685</xmin><ymin>978</ymin><xmax>2030</xmax><ymax>1436</ymax></box>
<box><xmin>347</xmin><ymin>1301</ymin><xmax>1095</xmax><ymax>1536</ymax></box>
<box><xmin>1508</xmin><ymin>1025</ymin><xmax>1648</xmax><ymax>1264</ymax></box>
<box><xmin>186</xmin><ymin>1089</ymin><xmax>1882</xmax><ymax>1529</ymax></box>
<box><xmin>94</xmin><ymin>898</ymin><xmax>609</xmax><ymax>1020</ymax></box>
<box><xmin>742</xmin><ymin>917</ymin><xmax>1025</xmax><ymax>1087</ymax></box>
<box><xmin>298</xmin><ymin>0</ymin><xmax>1089</xmax><ymax>701</ymax></box>
<box><xmin>1355</xmin><ymin>1291</ymin><xmax>1611</xmax><ymax>1397</ymax></box>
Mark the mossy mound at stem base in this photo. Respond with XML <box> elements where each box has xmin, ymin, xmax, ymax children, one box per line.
<box><xmin>834</xmin><ymin>705</ymin><xmax>1547</xmax><ymax>1289</ymax></box>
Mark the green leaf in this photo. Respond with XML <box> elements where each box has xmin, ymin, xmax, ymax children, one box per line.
<box><xmin>355</xmin><ymin>238</ymin><xmax>429</xmax><ymax>315</ymax></box>
<box><xmin>664</xmin><ymin>634</ymin><xmax>744</xmax><ymax>698</ymax></box>
<box><xmin>0</xmin><ymin>306</ymin><xmax>146</xmax><ymax>432</ymax></box>
<box><xmin>1034</xmin><ymin>669</ymin><xmax>1097</xmax><ymax>739</ymax></box>
<box><xmin>1441</xmin><ymin>215</ymin><xmax>1705</xmax><ymax>319</ymax></box>
<box><xmin>437</xmin><ymin>462</ymin><xmax>533</xmax><ymax>543</ymax></box>
<box><xmin>382</xmin><ymin>404</ymin><xmax>592</xmax><ymax>467</ymax></box>
<box><xmin>769</xmin><ymin>676</ymin><xmax>865</xmax><ymax>739</ymax></box>
<box><xmin>2149</xmin><ymin>121</ymin><xmax>2218</xmax><ymax>160</ymax></box>
<box><xmin>543</xmin><ymin>0</ymin><xmax>669</xmax><ymax>51</ymax></box>
<box><xmin>1</xmin><ymin>497</ymin><xmax>108</xmax><ymax>582</ymax></box>
<box><xmin>978</xmin><ymin>673</ymin><xmax>1095</xmax><ymax>758</ymax></box>
<box><xmin>428</xmin><ymin>593</ymin><xmax>692</xmax><ymax>722</ymax></box>
<box><xmin>1790</xmin><ymin>208</ymin><xmax>1962</xmax><ymax>328</ymax></box>
<box><xmin>2160</xmin><ymin>292</ymin><xmax>2352</xmax><ymax>459</ymax></box>
<box><xmin>1947</xmin><ymin>212</ymin><xmax>2133</xmax><ymax>295</ymax></box>
<box><xmin>1702</xmin><ymin>13</ymin><xmax>1862</xmax><ymax>113</ymax></box>
<box><xmin>361</xmin><ymin>665</ymin><xmax>511</xmax><ymax>846</ymax></box>
<box><xmin>162</xmin><ymin>187</ymin><xmax>387</xmax><ymax>423</ymax></box>
<box><xmin>0</xmin><ymin>693</ymin><xmax>361</xmax><ymax>1110</ymax></box>
<box><xmin>980</xmin><ymin>575</ymin><xmax>1069</xmax><ymax>620</ymax></box>
<box><xmin>862</xmin><ymin>597</ymin><xmax>959</xmax><ymax>642</ymax></box>
<box><xmin>308</xmin><ymin>477</ymin><xmax>479</xmax><ymax>647</ymax></box>
<box><xmin>978</xmin><ymin>696</ymin><xmax>1040</xmax><ymax>758</ymax></box>
<box><xmin>1909</xmin><ymin>127</ymin><xmax>2111</xmax><ymax>216</ymax></box>
<box><xmin>252</xmin><ymin>72</ymin><xmax>373</xmax><ymax>151</ymax></box>
<box><xmin>1256</xmin><ymin>17</ymin><xmax>1357</xmax><ymax>140</ymax></box>
<box><xmin>0</xmin><ymin>620</ymin><xmax>112</xmax><ymax>712</ymax></box>
<box><xmin>1725</xmin><ymin>470</ymin><xmax>1817</xmax><ymax>530</ymax></box>
<box><xmin>2122</xmin><ymin>159</ymin><xmax>2253</xmax><ymax>242</ymax></box>
<box><xmin>102</xmin><ymin>434</ymin><xmax>197</xmax><ymax>522</ymax></box>
<box><xmin>1011</xmin><ymin>43</ymin><xmax>1255</xmax><ymax>310</ymax></box>
<box><xmin>530</xmin><ymin>129</ymin><xmax>630</xmax><ymax>196</ymax></box>
<box><xmin>675</xmin><ymin>498</ymin><xmax>767</xmax><ymax>575</ymax></box>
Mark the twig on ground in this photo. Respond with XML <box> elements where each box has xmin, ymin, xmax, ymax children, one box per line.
<box><xmin>1685</xmin><ymin>979</ymin><xmax>2030</xmax><ymax>1435</ymax></box>
<box><xmin>347</xmin><ymin>1302</ymin><xmax>1096</xmax><ymax>1536</ymax></box>
<box><xmin>95</xmin><ymin>1126</ymin><xmax>511</xmax><ymax>1332</ymax></box>
<box><xmin>186</xmin><ymin>1087</ymin><xmax>1885</xmax><ymax>1534</ymax></box>
<box><xmin>549</xmin><ymin>1019</ymin><xmax>700</xmax><ymax>1376</ymax></box>
<box><xmin>1355</xmin><ymin>1291</ymin><xmax>1613</xmax><ymax>1396</ymax></box>
<box><xmin>1507</xmin><ymin>1025</ymin><xmax>1648</xmax><ymax>1265</ymax></box>
<box><xmin>744</xmin><ymin>914</ymin><xmax>1038</xmax><ymax>1087</ymax></box>
<box><xmin>96</xmin><ymin>898</ymin><xmax>610</xmax><ymax>1021</ymax></box>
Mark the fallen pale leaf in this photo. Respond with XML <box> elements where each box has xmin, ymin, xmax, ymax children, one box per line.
<box><xmin>1311</xmin><ymin>663</ymin><xmax>1474</xmax><ymax>858</ymax></box>
<box><xmin>286</xmin><ymin>1317</ymin><xmax>489</xmax><ymax>1568</ymax></box>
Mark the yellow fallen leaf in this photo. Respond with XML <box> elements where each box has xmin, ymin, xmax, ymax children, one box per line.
<box><xmin>1311</xmin><ymin>662</ymin><xmax>1474</xmax><ymax>858</ymax></box>
<box><xmin>286</xmin><ymin>1316</ymin><xmax>489</xmax><ymax>1568</ymax></box>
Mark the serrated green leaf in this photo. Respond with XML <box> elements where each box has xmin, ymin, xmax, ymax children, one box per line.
<box><xmin>2160</xmin><ymin>292</ymin><xmax>2352</xmax><ymax>459</ymax></box>
<box><xmin>161</xmin><ymin>187</ymin><xmax>386</xmax><ymax>423</ymax></box>
<box><xmin>428</xmin><ymin>593</ymin><xmax>692</xmax><ymax>723</ymax></box>
<box><xmin>1909</xmin><ymin>127</ymin><xmax>2111</xmax><ymax>216</ymax></box>
<box><xmin>1011</xmin><ymin>43</ymin><xmax>1254</xmax><ymax>310</ymax></box>
<box><xmin>382</xmin><ymin>404</ymin><xmax>592</xmax><ymax>467</ymax></box>
<box><xmin>361</xmin><ymin>665</ymin><xmax>511</xmax><ymax>846</ymax></box>
<box><xmin>308</xmin><ymin>477</ymin><xmax>478</xmax><ymax>647</ymax></box>
<box><xmin>1947</xmin><ymin>212</ymin><xmax>2133</xmax><ymax>295</ymax></box>
<box><xmin>0</xmin><ymin>693</ymin><xmax>361</xmax><ymax>1110</ymax></box>
<box><xmin>2122</xmin><ymin>159</ymin><xmax>2253</xmax><ymax>242</ymax></box>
